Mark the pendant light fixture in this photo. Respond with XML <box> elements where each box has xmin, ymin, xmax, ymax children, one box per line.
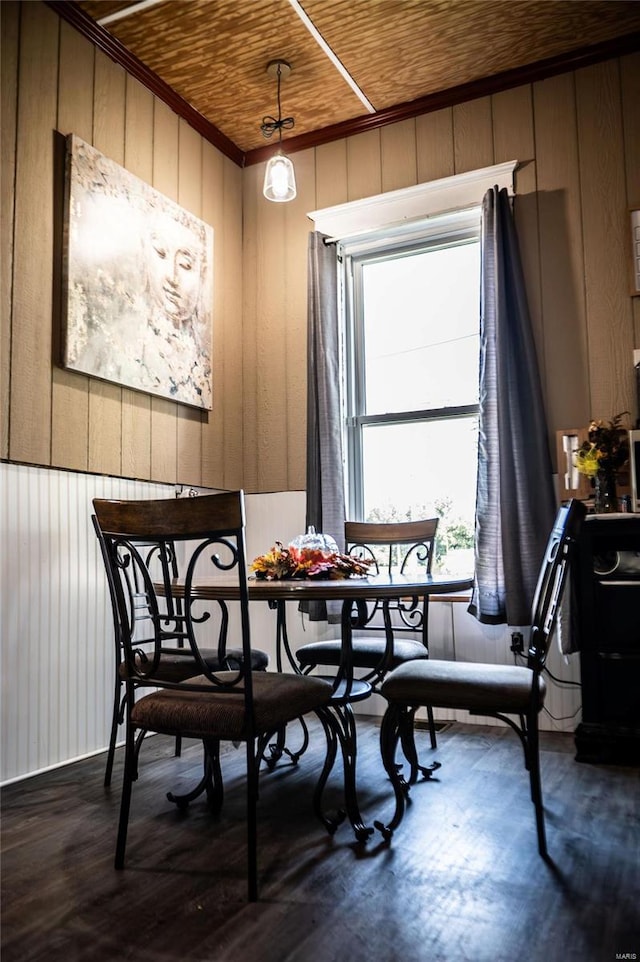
<box><xmin>261</xmin><ymin>60</ymin><xmax>296</xmax><ymax>203</ymax></box>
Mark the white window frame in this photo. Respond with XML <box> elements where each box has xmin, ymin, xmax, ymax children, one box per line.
<box><xmin>340</xmin><ymin>212</ymin><xmax>481</xmax><ymax>520</ymax></box>
<box><xmin>307</xmin><ymin>161</ymin><xmax>517</xmax><ymax>522</ymax></box>
<box><xmin>308</xmin><ymin>160</ymin><xmax>517</xmax><ymax>240</ymax></box>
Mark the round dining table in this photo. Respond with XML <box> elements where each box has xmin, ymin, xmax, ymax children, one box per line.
<box><xmin>166</xmin><ymin>571</ymin><xmax>474</xmax><ymax>840</ymax></box>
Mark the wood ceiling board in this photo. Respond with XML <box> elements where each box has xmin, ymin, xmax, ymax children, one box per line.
<box><xmin>305</xmin><ymin>0</ymin><xmax>640</xmax><ymax>110</ymax></box>
<box><xmin>78</xmin><ymin>0</ymin><xmax>366</xmax><ymax>152</ymax></box>
<box><xmin>64</xmin><ymin>0</ymin><xmax>640</xmax><ymax>163</ymax></box>
<box><xmin>79</xmin><ymin>0</ymin><xmax>140</xmax><ymax>17</ymax></box>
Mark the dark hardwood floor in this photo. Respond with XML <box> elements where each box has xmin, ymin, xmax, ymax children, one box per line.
<box><xmin>2</xmin><ymin>717</ymin><xmax>638</xmax><ymax>962</ymax></box>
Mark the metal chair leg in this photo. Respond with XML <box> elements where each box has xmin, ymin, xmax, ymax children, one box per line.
<box><xmin>104</xmin><ymin>677</ymin><xmax>123</xmax><ymax>788</ymax></box>
<box><xmin>526</xmin><ymin>712</ymin><xmax>548</xmax><ymax>857</ymax></box>
<box><xmin>114</xmin><ymin>721</ymin><xmax>136</xmax><ymax>869</ymax></box>
<box><xmin>398</xmin><ymin>706</ymin><xmax>441</xmax><ymax>784</ymax></box>
<box><xmin>426</xmin><ymin>704</ymin><xmax>438</xmax><ymax>750</ymax></box>
<box><xmin>245</xmin><ymin>740</ymin><xmax>259</xmax><ymax>902</ymax></box>
<box><xmin>375</xmin><ymin>704</ymin><xmax>410</xmax><ymax>840</ymax></box>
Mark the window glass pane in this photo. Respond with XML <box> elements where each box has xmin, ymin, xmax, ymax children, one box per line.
<box><xmin>361</xmin><ymin>417</ymin><xmax>477</xmax><ymax>574</ymax></box>
<box><xmin>361</xmin><ymin>242</ymin><xmax>479</xmax><ymax>414</ymax></box>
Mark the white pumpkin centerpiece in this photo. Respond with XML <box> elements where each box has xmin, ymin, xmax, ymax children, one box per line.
<box><xmin>289</xmin><ymin>525</ymin><xmax>339</xmax><ymax>555</ymax></box>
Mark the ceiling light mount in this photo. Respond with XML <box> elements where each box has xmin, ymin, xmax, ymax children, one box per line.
<box><xmin>266</xmin><ymin>58</ymin><xmax>291</xmax><ymax>81</ymax></box>
<box><xmin>261</xmin><ymin>59</ymin><xmax>297</xmax><ymax>202</ymax></box>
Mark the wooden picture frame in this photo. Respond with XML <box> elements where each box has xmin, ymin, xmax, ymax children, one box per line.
<box><xmin>62</xmin><ymin>135</ymin><xmax>214</xmax><ymax>410</ymax></box>
<box><xmin>556</xmin><ymin>428</ymin><xmax>592</xmax><ymax>502</ymax></box>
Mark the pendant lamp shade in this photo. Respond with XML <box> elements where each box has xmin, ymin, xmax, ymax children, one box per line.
<box><xmin>260</xmin><ymin>60</ymin><xmax>296</xmax><ymax>203</ymax></box>
<box><xmin>263</xmin><ymin>151</ymin><xmax>297</xmax><ymax>202</ymax></box>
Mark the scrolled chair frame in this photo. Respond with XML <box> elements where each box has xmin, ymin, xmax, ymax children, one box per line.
<box><xmin>93</xmin><ymin>491</ymin><xmax>338</xmax><ymax>901</ymax></box>
<box><xmin>374</xmin><ymin>498</ymin><xmax>586</xmax><ymax>858</ymax></box>
<box><xmin>95</xmin><ymin>513</ymin><xmax>270</xmax><ymax>787</ymax></box>
<box><xmin>296</xmin><ymin>518</ymin><xmax>441</xmax><ymax>750</ymax></box>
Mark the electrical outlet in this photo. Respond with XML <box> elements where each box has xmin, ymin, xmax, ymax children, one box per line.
<box><xmin>510</xmin><ymin>631</ymin><xmax>524</xmax><ymax>654</ymax></box>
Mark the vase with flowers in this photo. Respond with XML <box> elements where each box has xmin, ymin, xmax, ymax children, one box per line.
<box><xmin>574</xmin><ymin>412</ymin><xmax>630</xmax><ymax>513</ymax></box>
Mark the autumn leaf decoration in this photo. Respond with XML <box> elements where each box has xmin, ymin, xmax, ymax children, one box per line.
<box><xmin>250</xmin><ymin>543</ymin><xmax>372</xmax><ymax>580</ymax></box>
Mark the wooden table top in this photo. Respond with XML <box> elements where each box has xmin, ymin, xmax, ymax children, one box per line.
<box><xmin>166</xmin><ymin>572</ymin><xmax>474</xmax><ymax>602</ymax></box>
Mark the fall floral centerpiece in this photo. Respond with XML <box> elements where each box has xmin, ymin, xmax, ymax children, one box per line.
<box><xmin>251</xmin><ymin>533</ymin><xmax>372</xmax><ymax>581</ymax></box>
<box><xmin>574</xmin><ymin>412</ymin><xmax>630</xmax><ymax>512</ymax></box>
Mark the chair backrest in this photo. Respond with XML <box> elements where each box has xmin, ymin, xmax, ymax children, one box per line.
<box><xmin>92</xmin><ymin>512</ymin><xmax>194</xmax><ymax>661</ymax></box>
<box><xmin>345</xmin><ymin>519</ymin><xmax>438</xmax><ymax>575</ymax></box>
<box><xmin>345</xmin><ymin>518</ymin><xmax>439</xmax><ymax>641</ymax></box>
<box><xmin>92</xmin><ymin>491</ymin><xmax>255</xmax><ymax>703</ymax></box>
<box><xmin>527</xmin><ymin>498</ymin><xmax>586</xmax><ymax>674</ymax></box>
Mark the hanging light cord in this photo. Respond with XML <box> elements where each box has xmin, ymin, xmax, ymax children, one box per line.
<box><xmin>261</xmin><ymin>64</ymin><xmax>295</xmax><ymax>142</ymax></box>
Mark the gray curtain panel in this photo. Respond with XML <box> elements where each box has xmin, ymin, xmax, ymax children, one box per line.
<box><xmin>468</xmin><ymin>187</ymin><xmax>556</xmax><ymax>626</ymax></box>
<box><xmin>305</xmin><ymin>231</ymin><xmax>345</xmax><ymax>622</ymax></box>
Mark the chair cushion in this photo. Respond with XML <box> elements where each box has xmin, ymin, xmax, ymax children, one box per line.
<box><xmin>297</xmin><ymin>637</ymin><xmax>429</xmax><ymax>671</ymax></box>
<box><xmin>119</xmin><ymin>647</ymin><xmax>268</xmax><ymax>682</ymax></box>
<box><xmin>381</xmin><ymin>660</ymin><xmax>546</xmax><ymax>714</ymax></box>
<box><xmin>131</xmin><ymin>671</ymin><xmax>333</xmax><ymax>741</ymax></box>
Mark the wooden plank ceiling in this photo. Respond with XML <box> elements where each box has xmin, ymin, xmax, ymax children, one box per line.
<box><xmin>71</xmin><ymin>0</ymin><xmax>640</xmax><ymax>161</ymax></box>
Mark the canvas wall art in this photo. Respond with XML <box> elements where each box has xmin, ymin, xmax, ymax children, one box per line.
<box><xmin>62</xmin><ymin>134</ymin><xmax>214</xmax><ymax>410</ymax></box>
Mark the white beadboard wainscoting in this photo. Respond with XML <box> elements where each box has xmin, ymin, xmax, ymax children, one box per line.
<box><xmin>0</xmin><ymin>463</ymin><xmax>582</xmax><ymax>784</ymax></box>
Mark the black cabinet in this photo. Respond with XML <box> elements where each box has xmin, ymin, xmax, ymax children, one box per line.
<box><xmin>573</xmin><ymin>514</ymin><xmax>640</xmax><ymax>764</ymax></box>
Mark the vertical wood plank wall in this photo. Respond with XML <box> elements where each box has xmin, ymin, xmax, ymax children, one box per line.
<box><xmin>1</xmin><ymin>1</ymin><xmax>243</xmax><ymax>491</ymax></box>
<box><xmin>2</xmin><ymin>3</ymin><xmax>638</xmax><ymax>492</ymax></box>
<box><xmin>242</xmin><ymin>55</ymin><xmax>640</xmax><ymax>492</ymax></box>
<box><xmin>1</xmin><ymin>3</ymin><xmax>639</xmax><ymax>779</ymax></box>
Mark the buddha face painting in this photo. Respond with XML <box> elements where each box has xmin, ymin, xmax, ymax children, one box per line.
<box><xmin>145</xmin><ymin>213</ymin><xmax>207</xmax><ymax>326</ymax></box>
<box><xmin>63</xmin><ymin>135</ymin><xmax>213</xmax><ymax>409</ymax></box>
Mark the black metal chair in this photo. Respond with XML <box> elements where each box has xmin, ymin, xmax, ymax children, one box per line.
<box><xmin>93</xmin><ymin>514</ymin><xmax>269</xmax><ymax>787</ymax></box>
<box><xmin>296</xmin><ymin>519</ymin><xmax>440</xmax><ymax>746</ymax></box>
<box><xmin>93</xmin><ymin>491</ymin><xmax>337</xmax><ymax>901</ymax></box>
<box><xmin>375</xmin><ymin>498</ymin><xmax>586</xmax><ymax>857</ymax></box>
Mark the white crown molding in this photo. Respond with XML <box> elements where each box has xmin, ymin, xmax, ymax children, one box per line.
<box><xmin>308</xmin><ymin>160</ymin><xmax>518</xmax><ymax>240</ymax></box>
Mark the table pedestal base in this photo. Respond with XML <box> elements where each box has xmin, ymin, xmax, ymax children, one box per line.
<box><xmin>314</xmin><ymin>703</ymin><xmax>374</xmax><ymax>842</ymax></box>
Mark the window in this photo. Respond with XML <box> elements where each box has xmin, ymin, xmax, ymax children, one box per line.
<box><xmin>341</xmin><ymin>210</ymin><xmax>481</xmax><ymax>574</ymax></box>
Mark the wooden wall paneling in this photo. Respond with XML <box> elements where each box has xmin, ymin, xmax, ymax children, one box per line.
<box><xmin>1</xmin><ymin>9</ymin><xmax>20</xmax><ymax>775</ymax></box>
<box><xmin>148</xmin><ymin>399</ymin><xmax>178</xmax><ymax>483</ymax></box>
<box><xmin>10</xmin><ymin>1</ymin><xmax>58</xmax><ymax>467</ymax></box>
<box><xmin>150</xmin><ymin>99</ymin><xmax>179</xmax><ymax>483</ymax></box>
<box><xmin>51</xmin><ymin>21</ymin><xmax>94</xmax><ymax>473</ymax></box>
<box><xmin>415</xmin><ymin>107</ymin><xmax>455</xmax><ymax>184</ymax></box>
<box><xmin>44</xmin><ymin>23</ymin><xmax>95</xmax><ymax>771</ymax></box>
<box><xmin>241</xmin><ymin>164</ymin><xmax>260</xmax><ymax>493</ymax></box>
<box><xmin>219</xmin><ymin>156</ymin><xmax>244</xmax><ymax>490</ymax></box>
<box><xmin>284</xmin><ymin>148</ymin><xmax>316</xmax><ymax>491</ymax></box>
<box><xmin>621</xmin><ymin>53</ymin><xmax>640</xmax><ymax>206</ymax></box>
<box><xmin>381</xmin><ymin>118</ymin><xmax>417</xmax><ymax>193</ymax></box>
<box><xmin>175</xmin><ymin>119</ymin><xmax>203</xmax><ymax>486</ymax></box>
<box><xmin>254</xmin><ymin>174</ymin><xmax>289</xmax><ymax>492</ymax></box>
<box><xmin>88</xmin><ymin>50</ymin><xmax>125</xmax><ymax>477</ymax></box>
<box><xmin>346</xmin><ymin>128</ymin><xmax>382</xmax><ymax>202</ymax></box>
<box><xmin>533</xmin><ymin>73</ymin><xmax>590</xmax><ymax>438</ymax></box>
<box><xmin>452</xmin><ymin>96</ymin><xmax>494</xmax><ymax>174</ymax></box>
<box><xmin>492</xmin><ymin>85</ymin><xmax>546</xmax><ymax>397</ymax></box>
<box><xmin>121</xmin><ymin>75</ymin><xmax>154</xmax><ymax>480</ymax></box>
<box><xmin>620</xmin><ymin>53</ymin><xmax>640</xmax><ymax>360</ymax></box>
<box><xmin>0</xmin><ymin>1</ymin><xmax>19</xmax><ymax>460</ymax></box>
<box><xmin>200</xmin><ymin>139</ymin><xmax>224</xmax><ymax>489</ymax></box>
<box><xmin>576</xmin><ymin>60</ymin><xmax>635</xmax><ymax>420</ymax></box>
<box><xmin>633</xmin><ymin>297</ymin><xmax>640</xmax><ymax>355</ymax></box>
<box><xmin>314</xmin><ymin>139</ymin><xmax>348</xmax><ymax>211</ymax></box>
